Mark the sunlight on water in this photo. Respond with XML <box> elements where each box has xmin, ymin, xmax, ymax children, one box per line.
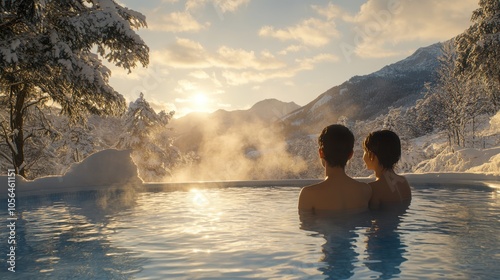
<box><xmin>190</xmin><ymin>188</ymin><xmax>210</xmax><ymax>206</ymax></box>
<box><xmin>0</xmin><ymin>184</ymin><xmax>499</xmax><ymax>279</ymax></box>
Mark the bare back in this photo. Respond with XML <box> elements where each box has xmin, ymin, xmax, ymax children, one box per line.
<box><xmin>298</xmin><ymin>176</ymin><xmax>372</xmax><ymax>214</ymax></box>
<box><xmin>369</xmin><ymin>171</ymin><xmax>411</xmax><ymax>210</ymax></box>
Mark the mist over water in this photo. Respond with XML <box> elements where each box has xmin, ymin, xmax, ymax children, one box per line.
<box><xmin>169</xmin><ymin>116</ymin><xmax>310</xmax><ymax>182</ymax></box>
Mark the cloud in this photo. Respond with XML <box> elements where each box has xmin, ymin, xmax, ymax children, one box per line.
<box><xmin>175</xmin><ymin>79</ymin><xmax>198</xmax><ymax>93</ymax></box>
<box><xmin>189</xmin><ymin>70</ymin><xmax>210</xmax><ymax>79</ymax></box>
<box><xmin>107</xmin><ymin>57</ymin><xmax>170</xmax><ymax>98</ymax></box>
<box><xmin>220</xmin><ymin>52</ymin><xmax>338</xmax><ymax>86</ymax></box>
<box><xmin>155</xmin><ymin>35</ymin><xmax>340</xmax><ymax>87</ymax></box>
<box><xmin>278</xmin><ymin>45</ymin><xmax>306</xmax><ymax>55</ymax></box>
<box><xmin>221</xmin><ymin>70</ymin><xmax>296</xmax><ymax>86</ymax></box>
<box><xmin>214</xmin><ymin>47</ymin><xmax>285</xmax><ymax>70</ymax></box>
<box><xmin>311</xmin><ymin>2</ymin><xmax>352</xmax><ymax>21</ymax></box>
<box><xmin>213</xmin><ymin>0</ymin><xmax>251</xmax><ymax>13</ymax></box>
<box><xmin>148</xmin><ymin>11</ymin><xmax>209</xmax><ymax>32</ymax></box>
<box><xmin>185</xmin><ymin>0</ymin><xmax>205</xmax><ymax>11</ymax></box>
<box><xmin>155</xmin><ymin>38</ymin><xmax>286</xmax><ymax>70</ymax></box>
<box><xmin>340</xmin><ymin>0</ymin><xmax>477</xmax><ymax>58</ymax></box>
<box><xmin>148</xmin><ymin>99</ymin><xmax>176</xmax><ymax>113</ymax></box>
<box><xmin>259</xmin><ymin>17</ymin><xmax>340</xmax><ymax>47</ymax></box>
<box><xmin>296</xmin><ymin>53</ymin><xmax>339</xmax><ymax>69</ymax></box>
<box><xmin>186</xmin><ymin>0</ymin><xmax>250</xmax><ymax>13</ymax></box>
<box><xmin>263</xmin><ymin>0</ymin><xmax>477</xmax><ymax>60</ymax></box>
<box><xmin>153</xmin><ymin>38</ymin><xmax>212</xmax><ymax>68</ymax></box>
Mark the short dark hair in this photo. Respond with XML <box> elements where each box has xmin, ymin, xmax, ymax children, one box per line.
<box><xmin>318</xmin><ymin>124</ymin><xmax>354</xmax><ymax>168</ymax></box>
<box><xmin>363</xmin><ymin>130</ymin><xmax>401</xmax><ymax>170</ymax></box>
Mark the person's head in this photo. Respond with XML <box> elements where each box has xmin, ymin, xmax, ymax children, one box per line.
<box><xmin>318</xmin><ymin>124</ymin><xmax>355</xmax><ymax>168</ymax></box>
<box><xmin>363</xmin><ymin>130</ymin><xmax>401</xmax><ymax>170</ymax></box>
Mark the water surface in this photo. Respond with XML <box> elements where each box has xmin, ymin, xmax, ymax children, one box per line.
<box><xmin>1</xmin><ymin>184</ymin><xmax>499</xmax><ymax>279</ymax></box>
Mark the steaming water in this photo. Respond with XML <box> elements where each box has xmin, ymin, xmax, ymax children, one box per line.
<box><xmin>1</xmin><ymin>183</ymin><xmax>499</xmax><ymax>279</ymax></box>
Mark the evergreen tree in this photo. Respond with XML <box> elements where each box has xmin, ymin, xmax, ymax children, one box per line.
<box><xmin>455</xmin><ymin>0</ymin><xmax>500</xmax><ymax>108</ymax></box>
<box><xmin>0</xmin><ymin>0</ymin><xmax>148</xmax><ymax>177</ymax></box>
<box><xmin>118</xmin><ymin>93</ymin><xmax>176</xmax><ymax>181</ymax></box>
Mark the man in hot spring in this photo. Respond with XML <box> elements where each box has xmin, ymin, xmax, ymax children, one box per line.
<box><xmin>298</xmin><ymin>124</ymin><xmax>372</xmax><ymax>214</ymax></box>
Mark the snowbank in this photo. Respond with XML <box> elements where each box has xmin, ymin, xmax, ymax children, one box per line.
<box><xmin>414</xmin><ymin>146</ymin><xmax>500</xmax><ymax>176</ymax></box>
<box><xmin>1</xmin><ymin>149</ymin><xmax>143</xmax><ymax>198</ymax></box>
<box><xmin>403</xmin><ymin>172</ymin><xmax>499</xmax><ymax>187</ymax></box>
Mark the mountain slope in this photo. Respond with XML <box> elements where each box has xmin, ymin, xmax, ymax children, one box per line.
<box><xmin>282</xmin><ymin>42</ymin><xmax>444</xmax><ymax>135</ymax></box>
<box><xmin>170</xmin><ymin>99</ymin><xmax>300</xmax><ymax>152</ymax></box>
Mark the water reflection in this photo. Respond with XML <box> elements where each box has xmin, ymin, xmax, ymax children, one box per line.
<box><xmin>0</xmin><ymin>188</ymin><xmax>145</xmax><ymax>279</ymax></box>
<box><xmin>299</xmin><ymin>203</ymin><xmax>409</xmax><ymax>279</ymax></box>
<box><xmin>366</xmin><ymin>203</ymin><xmax>409</xmax><ymax>279</ymax></box>
<box><xmin>299</xmin><ymin>212</ymin><xmax>371</xmax><ymax>279</ymax></box>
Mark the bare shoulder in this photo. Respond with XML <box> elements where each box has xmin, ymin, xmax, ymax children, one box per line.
<box><xmin>389</xmin><ymin>173</ymin><xmax>411</xmax><ymax>191</ymax></box>
<box><xmin>396</xmin><ymin>175</ymin><xmax>412</xmax><ymax>199</ymax></box>
<box><xmin>301</xmin><ymin>181</ymin><xmax>326</xmax><ymax>193</ymax></box>
<box><xmin>298</xmin><ymin>182</ymin><xmax>324</xmax><ymax>210</ymax></box>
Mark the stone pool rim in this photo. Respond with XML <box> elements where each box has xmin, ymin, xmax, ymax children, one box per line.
<box><xmin>2</xmin><ymin>172</ymin><xmax>498</xmax><ymax>199</ymax></box>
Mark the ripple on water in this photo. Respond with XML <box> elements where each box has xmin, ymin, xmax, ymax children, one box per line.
<box><xmin>0</xmin><ymin>184</ymin><xmax>499</xmax><ymax>279</ymax></box>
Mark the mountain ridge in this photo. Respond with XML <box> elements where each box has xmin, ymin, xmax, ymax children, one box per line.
<box><xmin>280</xmin><ymin>42</ymin><xmax>444</xmax><ymax>135</ymax></box>
<box><xmin>171</xmin><ymin>41</ymin><xmax>445</xmax><ymax>151</ymax></box>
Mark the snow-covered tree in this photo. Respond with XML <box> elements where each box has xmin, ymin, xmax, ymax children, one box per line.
<box><xmin>51</xmin><ymin>115</ymin><xmax>99</xmax><ymax>173</ymax></box>
<box><xmin>436</xmin><ymin>44</ymin><xmax>469</xmax><ymax>147</ymax></box>
<box><xmin>0</xmin><ymin>0</ymin><xmax>148</xmax><ymax>177</ymax></box>
<box><xmin>118</xmin><ymin>93</ymin><xmax>176</xmax><ymax>181</ymax></box>
<box><xmin>412</xmin><ymin>86</ymin><xmax>447</xmax><ymax>136</ymax></box>
<box><xmin>430</xmin><ymin>42</ymin><xmax>490</xmax><ymax>147</ymax></box>
<box><xmin>88</xmin><ymin>114</ymin><xmax>123</xmax><ymax>148</ymax></box>
<box><xmin>455</xmin><ymin>0</ymin><xmax>500</xmax><ymax>108</ymax></box>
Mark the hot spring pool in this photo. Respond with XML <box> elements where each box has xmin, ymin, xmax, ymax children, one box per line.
<box><xmin>1</xmin><ymin>181</ymin><xmax>499</xmax><ymax>279</ymax></box>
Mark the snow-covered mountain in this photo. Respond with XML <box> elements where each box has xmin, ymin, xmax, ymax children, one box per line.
<box><xmin>282</xmin><ymin>42</ymin><xmax>444</xmax><ymax>135</ymax></box>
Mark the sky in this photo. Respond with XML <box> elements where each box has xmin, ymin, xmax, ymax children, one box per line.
<box><xmin>108</xmin><ymin>0</ymin><xmax>479</xmax><ymax>118</ymax></box>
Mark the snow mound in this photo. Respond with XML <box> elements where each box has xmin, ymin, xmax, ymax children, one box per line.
<box><xmin>63</xmin><ymin>149</ymin><xmax>142</xmax><ymax>186</ymax></box>
<box><xmin>414</xmin><ymin>146</ymin><xmax>500</xmax><ymax>176</ymax></box>
<box><xmin>399</xmin><ymin>133</ymin><xmax>448</xmax><ymax>173</ymax></box>
<box><xmin>8</xmin><ymin>149</ymin><xmax>143</xmax><ymax>196</ymax></box>
<box><xmin>468</xmin><ymin>151</ymin><xmax>500</xmax><ymax>174</ymax></box>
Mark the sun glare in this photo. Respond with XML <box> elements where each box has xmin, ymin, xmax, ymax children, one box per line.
<box><xmin>191</xmin><ymin>188</ymin><xmax>209</xmax><ymax>206</ymax></box>
<box><xmin>192</xmin><ymin>92</ymin><xmax>209</xmax><ymax>106</ymax></box>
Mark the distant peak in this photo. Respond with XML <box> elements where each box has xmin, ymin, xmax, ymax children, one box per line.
<box><xmin>250</xmin><ymin>98</ymin><xmax>299</xmax><ymax>109</ymax></box>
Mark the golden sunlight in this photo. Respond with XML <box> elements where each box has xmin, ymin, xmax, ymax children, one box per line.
<box><xmin>192</xmin><ymin>92</ymin><xmax>209</xmax><ymax>107</ymax></box>
<box><xmin>190</xmin><ymin>188</ymin><xmax>209</xmax><ymax>206</ymax></box>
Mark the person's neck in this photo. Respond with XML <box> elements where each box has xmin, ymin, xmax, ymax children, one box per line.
<box><xmin>375</xmin><ymin>168</ymin><xmax>394</xmax><ymax>180</ymax></box>
<box><xmin>325</xmin><ymin>166</ymin><xmax>347</xmax><ymax>180</ymax></box>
